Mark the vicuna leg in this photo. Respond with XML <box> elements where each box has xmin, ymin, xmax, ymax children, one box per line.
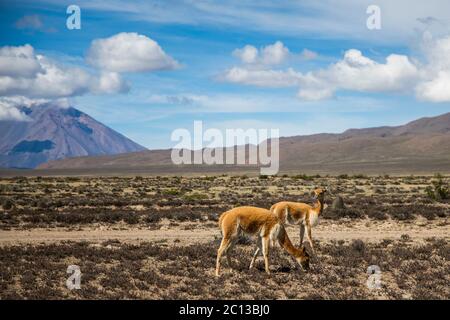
<box><xmin>262</xmin><ymin>237</ymin><xmax>271</xmax><ymax>274</ymax></box>
<box><xmin>299</xmin><ymin>224</ymin><xmax>305</xmax><ymax>246</ymax></box>
<box><xmin>216</xmin><ymin>237</ymin><xmax>232</xmax><ymax>276</ymax></box>
<box><xmin>226</xmin><ymin>238</ymin><xmax>238</xmax><ymax>269</ymax></box>
<box><xmin>249</xmin><ymin>237</ymin><xmax>262</xmax><ymax>270</ymax></box>
<box><xmin>305</xmin><ymin>223</ymin><xmax>315</xmax><ymax>254</ymax></box>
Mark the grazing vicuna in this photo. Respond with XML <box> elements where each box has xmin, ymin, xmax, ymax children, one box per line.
<box><xmin>215</xmin><ymin>206</ymin><xmax>310</xmax><ymax>276</ymax></box>
<box><xmin>270</xmin><ymin>188</ymin><xmax>327</xmax><ymax>254</ymax></box>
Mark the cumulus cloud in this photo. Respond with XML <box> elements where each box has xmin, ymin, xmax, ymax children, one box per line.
<box><xmin>0</xmin><ymin>96</ymin><xmax>47</xmax><ymax>121</ymax></box>
<box><xmin>86</xmin><ymin>32</ymin><xmax>179</xmax><ymax>72</ymax></box>
<box><xmin>223</xmin><ymin>41</ymin><xmax>438</xmax><ymax>101</ymax></box>
<box><xmin>416</xmin><ymin>71</ymin><xmax>450</xmax><ymax>102</ymax></box>
<box><xmin>0</xmin><ymin>45</ymin><xmax>43</xmax><ymax>77</ymax></box>
<box><xmin>93</xmin><ymin>72</ymin><xmax>130</xmax><ymax>94</ymax></box>
<box><xmin>223</xmin><ymin>47</ymin><xmax>419</xmax><ymax>94</ymax></box>
<box><xmin>415</xmin><ymin>34</ymin><xmax>450</xmax><ymax>102</ymax></box>
<box><xmin>233</xmin><ymin>41</ymin><xmax>289</xmax><ymax>65</ymax></box>
<box><xmin>0</xmin><ymin>100</ymin><xmax>31</xmax><ymax>121</ymax></box>
<box><xmin>0</xmin><ymin>44</ymin><xmax>129</xmax><ymax>99</ymax></box>
<box><xmin>296</xmin><ymin>49</ymin><xmax>419</xmax><ymax>100</ymax></box>
<box><xmin>0</xmin><ymin>96</ymin><xmax>75</xmax><ymax>121</ymax></box>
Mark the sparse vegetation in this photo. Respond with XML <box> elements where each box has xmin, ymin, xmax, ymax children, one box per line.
<box><xmin>0</xmin><ymin>175</ymin><xmax>448</xmax><ymax>229</ymax></box>
<box><xmin>0</xmin><ymin>238</ymin><xmax>447</xmax><ymax>299</ymax></box>
<box><xmin>425</xmin><ymin>174</ymin><xmax>449</xmax><ymax>201</ymax></box>
<box><xmin>0</xmin><ymin>174</ymin><xmax>448</xmax><ymax>299</ymax></box>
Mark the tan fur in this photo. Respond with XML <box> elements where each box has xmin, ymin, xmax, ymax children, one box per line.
<box><xmin>215</xmin><ymin>206</ymin><xmax>309</xmax><ymax>276</ymax></box>
<box><xmin>270</xmin><ymin>188</ymin><xmax>327</xmax><ymax>254</ymax></box>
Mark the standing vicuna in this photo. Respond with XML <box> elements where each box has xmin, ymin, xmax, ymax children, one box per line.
<box><xmin>270</xmin><ymin>188</ymin><xmax>327</xmax><ymax>254</ymax></box>
<box><xmin>215</xmin><ymin>206</ymin><xmax>310</xmax><ymax>276</ymax></box>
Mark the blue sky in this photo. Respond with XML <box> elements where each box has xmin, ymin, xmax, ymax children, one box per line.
<box><xmin>1</xmin><ymin>0</ymin><xmax>450</xmax><ymax>149</ymax></box>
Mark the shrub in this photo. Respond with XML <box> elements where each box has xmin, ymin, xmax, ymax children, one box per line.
<box><xmin>2</xmin><ymin>199</ymin><xmax>14</xmax><ymax>210</ymax></box>
<box><xmin>351</xmin><ymin>239</ymin><xmax>365</xmax><ymax>253</ymax></box>
<box><xmin>293</xmin><ymin>174</ymin><xmax>314</xmax><ymax>181</ymax></box>
<box><xmin>183</xmin><ymin>192</ymin><xmax>208</xmax><ymax>201</ymax></box>
<box><xmin>425</xmin><ymin>174</ymin><xmax>449</xmax><ymax>201</ymax></box>
<box><xmin>163</xmin><ymin>189</ymin><xmax>182</xmax><ymax>196</ymax></box>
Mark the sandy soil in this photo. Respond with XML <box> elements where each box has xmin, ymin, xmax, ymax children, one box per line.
<box><xmin>1</xmin><ymin>218</ymin><xmax>447</xmax><ymax>246</ymax></box>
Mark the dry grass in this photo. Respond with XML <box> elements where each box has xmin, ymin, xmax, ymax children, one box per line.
<box><xmin>0</xmin><ymin>175</ymin><xmax>448</xmax><ymax>299</ymax></box>
<box><xmin>0</xmin><ymin>238</ymin><xmax>448</xmax><ymax>300</ymax></box>
<box><xmin>0</xmin><ymin>175</ymin><xmax>448</xmax><ymax>229</ymax></box>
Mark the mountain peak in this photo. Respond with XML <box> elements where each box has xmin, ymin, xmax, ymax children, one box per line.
<box><xmin>0</xmin><ymin>104</ymin><xmax>146</xmax><ymax>168</ymax></box>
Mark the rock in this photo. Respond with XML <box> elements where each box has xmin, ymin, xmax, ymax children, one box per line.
<box><xmin>331</xmin><ymin>195</ymin><xmax>345</xmax><ymax>210</ymax></box>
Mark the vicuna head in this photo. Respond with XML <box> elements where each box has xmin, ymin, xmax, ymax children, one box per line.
<box><xmin>311</xmin><ymin>187</ymin><xmax>327</xmax><ymax>201</ymax></box>
<box><xmin>295</xmin><ymin>246</ymin><xmax>310</xmax><ymax>271</ymax></box>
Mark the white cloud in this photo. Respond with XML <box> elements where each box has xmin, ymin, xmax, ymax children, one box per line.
<box><xmin>220</xmin><ymin>67</ymin><xmax>301</xmax><ymax>87</ymax></box>
<box><xmin>0</xmin><ymin>44</ymin><xmax>129</xmax><ymax>99</ymax></box>
<box><xmin>297</xmin><ymin>88</ymin><xmax>334</xmax><ymax>101</ymax></box>
<box><xmin>148</xmin><ymin>94</ymin><xmax>206</xmax><ymax>105</ymax></box>
<box><xmin>0</xmin><ymin>96</ymin><xmax>49</xmax><ymax>121</ymax></box>
<box><xmin>232</xmin><ymin>45</ymin><xmax>258</xmax><ymax>64</ymax></box>
<box><xmin>300</xmin><ymin>49</ymin><xmax>318</xmax><ymax>60</ymax></box>
<box><xmin>416</xmin><ymin>71</ymin><xmax>450</xmax><ymax>102</ymax></box>
<box><xmin>232</xmin><ymin>41</ymin><xmax>289</xmax><ymax>65</ymax></box>
<box><xmin>415</xmin><ymin>34</ymin><xmax>450</xmax><ymax>102</ymax></box>
<box><xmin>296</xmin><ymin>49</ymin><xmax>419</xmax><ymax>100</ymax></box>
<box><xmin>0</xmin><ymin>45</ymin><xmax>43</xmax><ymax>77</ymax></box>
<box><xmin>0</xmin><ymin>100</ymin><xmax>31</xmax><ymax>121</ymax></box>
<box><xmin>93</xmin><ymin>72</ymin><xmax>130</xmax><ymax>94</ymax></box>
<box><xmin>86</xmin><ymin>32</ymin><xmax>179</xmax><ymax>72</ymax></box>
<box><xmin>223</xmin><ymin>38</ymin><xmax>450</xmax><ymax>103</ymax></box>
<box><xmin>223</xmin><ymin>45</ymin><xmax>419</xmax><ymax>95</ymax></box>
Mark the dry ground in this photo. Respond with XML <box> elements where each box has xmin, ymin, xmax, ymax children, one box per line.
<box><xmin>0</xmin><ymin>174</ymin><xmax>448</xmax><ymax>299</ymax></box>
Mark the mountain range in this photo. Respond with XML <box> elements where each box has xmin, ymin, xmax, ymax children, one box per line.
<box><xmin>0</xmin><ymin>103</ymin><xmax>146</xmax><ymax>168</ymax></box>
<box><xmin>36</xmin><ymin>111</ymin><xmax>450</xmax><ymax>175</ymax></box>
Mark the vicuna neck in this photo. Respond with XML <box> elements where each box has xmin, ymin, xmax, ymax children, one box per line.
<box><xmin>313</xmin><ymin>198</ymin><xmax>324</xmax><ymax>215</ymax></box>
<box><xmin>279</xmin><ymin>228</ymin><xmax>303</xmax><ymax>258</ymax></box>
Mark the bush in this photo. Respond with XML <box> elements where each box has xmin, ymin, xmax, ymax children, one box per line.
<box><xmin>183</xmin><ymin>192</ymin><xmax>208</xmax><ymax>201</ymax></box>
<box><xmin>293</xmin><ymin>174</ymin><xmax>314</xmax><ymax>181</ymax></box>
<box><xmin>351</xmin><ymin>239</ymin><xmax>365</xmax><ymax>253</ymax></box>
<box><xmin>163</xmin><ymin>189</ymin><xmax>182</xmax><ymax>196</ymax></box>
<box><xmin>2</xmin><ymin>199</ymin><xmax>14</xmax><ymax>210</ymax></box>
<box><xmin>425</xmin><ymin>174</ymin><xmax>449</xmax><ymax>201</ymax></box>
